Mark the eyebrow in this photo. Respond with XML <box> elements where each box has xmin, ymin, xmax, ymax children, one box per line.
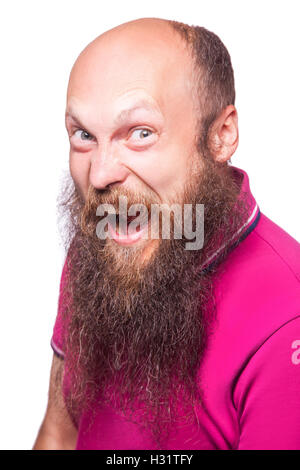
<box><xmin>65</xmin><ymin>100</ymin><xmax>162</xmax><ymax>129</ymax></box>
<box><xmin>113</xmin><ymin>102</ymin><xmax>162</xmax><ymax>126</ymax></box>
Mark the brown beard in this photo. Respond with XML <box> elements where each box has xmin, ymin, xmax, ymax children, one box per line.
<box><xmin>57</xmin><ymin>155</ymin><xmax>250</xmax><ymax>447</ymax></box>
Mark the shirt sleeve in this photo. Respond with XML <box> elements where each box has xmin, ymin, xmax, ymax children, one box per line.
<box><xmin>50</xmin><ymin>256</ymin><xmax>69</xmax><ymax>360</ymax></box>
<box><xmin>234</xmin><ymin>315</ymin><xmax>300</xmax><ymax>450</ymax></box>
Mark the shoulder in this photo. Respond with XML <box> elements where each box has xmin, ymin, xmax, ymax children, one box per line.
<box><xmin>206</xmin><ymin>212</ymin><xmax>300</xmax><ymax>380</ymax></box>
<box><xmin>253</xmin><ymin>212</ymin><xmax>300</xmax><ymax>282</ymax></box>
<box><xmin>214</xmin><ymin>211</ymin><xmax>300</xmax><ymax>328</ymax></box>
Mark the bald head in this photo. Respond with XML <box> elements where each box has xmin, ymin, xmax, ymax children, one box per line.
<box><xmin>65</xmin><ymin>17</ymin><xmax>201</xmax><ymax>205</ymax></box>
<box><xmin>65</xmin><ymin>16</ymin><xmax>237</xmax><ymax>207</ymax></box>
<box><xmin>66</xmin><ymin>17</ymin><xmax>196</xmax><ymax>134</ymax></box>
<box><xmin>84</xmin><ymin>17</ymin><xmax>181</xmax><ymax>50</ymax></box>
<box><xmin>67</xmin><ymin>17</ymin><xmax>194</xmax><ymax>98</ymax></box>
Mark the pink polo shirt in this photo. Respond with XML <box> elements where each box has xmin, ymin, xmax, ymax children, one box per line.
<box><xmin>51</xmin><ymin>165</ymin><xmax>300</xmax><ymax>450</ymax></box>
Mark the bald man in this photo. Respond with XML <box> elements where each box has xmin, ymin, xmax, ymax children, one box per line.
<box><xmin>33</xmin><ymin>18</ymin><xmax>300</xmax><ymax>450</ymax></box>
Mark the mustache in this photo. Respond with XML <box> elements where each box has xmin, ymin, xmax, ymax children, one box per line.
<box><xmin>85</xmin><ymin>184</ymin><xmax>161</xmax><ymax>210</ymax></box>
<box><xmin>80</xmin><ymin>184</ymin><xmax>162</xmax><ymax>238</ymax></box>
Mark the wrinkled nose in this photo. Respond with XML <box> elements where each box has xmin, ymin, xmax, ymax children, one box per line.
<box><xmin>89</xmin><ymin>152</ymin><xmax>130</xmax><ymax>190</ymax></box>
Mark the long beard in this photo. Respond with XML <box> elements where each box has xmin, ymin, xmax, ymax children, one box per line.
<box><xmin>57</xmin><ymin>157</ymin><xmax>250</xmax><ymax>447</ymax></box>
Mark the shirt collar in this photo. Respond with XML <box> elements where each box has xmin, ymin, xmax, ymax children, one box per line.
<box><xmin>200</xmin><ymin>164</ymin><xmax>261</xmax><ymax>273</ymax></box>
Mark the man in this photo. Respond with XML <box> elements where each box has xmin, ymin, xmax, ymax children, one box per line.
<box><xmin>33</xmin><ymin>17</ymin><xmax>300</xmax><ymax>450</ymax></box>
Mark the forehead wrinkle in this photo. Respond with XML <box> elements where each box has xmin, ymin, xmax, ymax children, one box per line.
<box><xmin>65</xmin><ymin>104</ymin><xmax>95</xmax><ymax>129</ymax></box>
<box><xmin>65</xmin><ymin>99</ymin><xmax>163</xmax><ymax>129</ymax></box>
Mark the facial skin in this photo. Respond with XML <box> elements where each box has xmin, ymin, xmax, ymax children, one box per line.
<box><xmin>60</xmin><ymin>17</ymin><xmax>246</xmax><ymax>447</ymax></box>
<box><xmin>66</xmin><ymin>18</ymin><xmax>198</xmax><ymax>196</ymax></box>
<box><xmin>66</xmin><ymin>18</ymin><xmax>203</xmax><ymax>261</ymax></box>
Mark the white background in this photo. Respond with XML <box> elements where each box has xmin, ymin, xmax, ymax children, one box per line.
<box><xmin>0</xmin><ymin>0</ymin><xmax>299</xmax><ymax>450</ymax></box>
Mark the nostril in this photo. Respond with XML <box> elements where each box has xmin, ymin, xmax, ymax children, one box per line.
<box><xmin>107</xmin><ymin>182</ymin><xmax>125</xmax><ymax>191</ymax></box>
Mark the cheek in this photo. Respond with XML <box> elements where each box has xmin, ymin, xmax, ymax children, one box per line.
<box><xmin>132</xmin><ymin>147</ymin><xmax>190</xmax><ymax>200</ymax></box>
<box><xmin>69</xmin><ymin>153</ymin><xmax>90</xmax><ymax>197</ymax></box>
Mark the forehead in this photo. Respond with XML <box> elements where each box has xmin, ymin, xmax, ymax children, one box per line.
<box><xmin>66</xmin><ymin>26</ymin><xmax>195</xmax><ymax>121</ymax></box>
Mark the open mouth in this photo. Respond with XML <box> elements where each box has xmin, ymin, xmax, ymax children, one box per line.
<box><xmin>107</xmin><ymin>212</ymin><xmax>149</xmax><ymax>245</ymax></box>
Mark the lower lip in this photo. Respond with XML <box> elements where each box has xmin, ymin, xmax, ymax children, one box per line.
<box><xmin>108</xmin><ymin>221</ymin><xmax>149</xmax><ymax>245</ymax></box>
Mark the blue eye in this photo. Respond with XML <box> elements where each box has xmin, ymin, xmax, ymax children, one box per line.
<box><xmin>131</xmin><ymin>128</ymin><xmax>153</xmax><ymax>140</ymax></box>
<box><xmin>74</xmin><ymin>129</ymin><xmax>93</xmax><ymax>141</ymax></box>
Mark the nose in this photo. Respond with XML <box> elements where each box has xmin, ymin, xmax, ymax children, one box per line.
<box><xmin>89</xmin><ymin>151</ymin><xmax>130</xmax><ymax>190</ymax></box>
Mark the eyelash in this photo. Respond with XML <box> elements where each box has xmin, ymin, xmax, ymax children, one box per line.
<box><xmin>129</xmin><ymin>128</ymin><xmax>154</xmax><ymax>140</ymax></box>
<box><xmin>71</xmin><ymin>128</ymin><xmax>94</xmax><ymax>140</ymax></box>
<box><xmin>70</xmin><ymin>127</ymin><xmax>154</xmax><ymax>142</ymax></box>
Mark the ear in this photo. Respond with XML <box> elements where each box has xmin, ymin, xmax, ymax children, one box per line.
<box><xmin>209</xmin><ymin>105</ymin><xmax>239</xmax><ymax>163</ymax></box>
